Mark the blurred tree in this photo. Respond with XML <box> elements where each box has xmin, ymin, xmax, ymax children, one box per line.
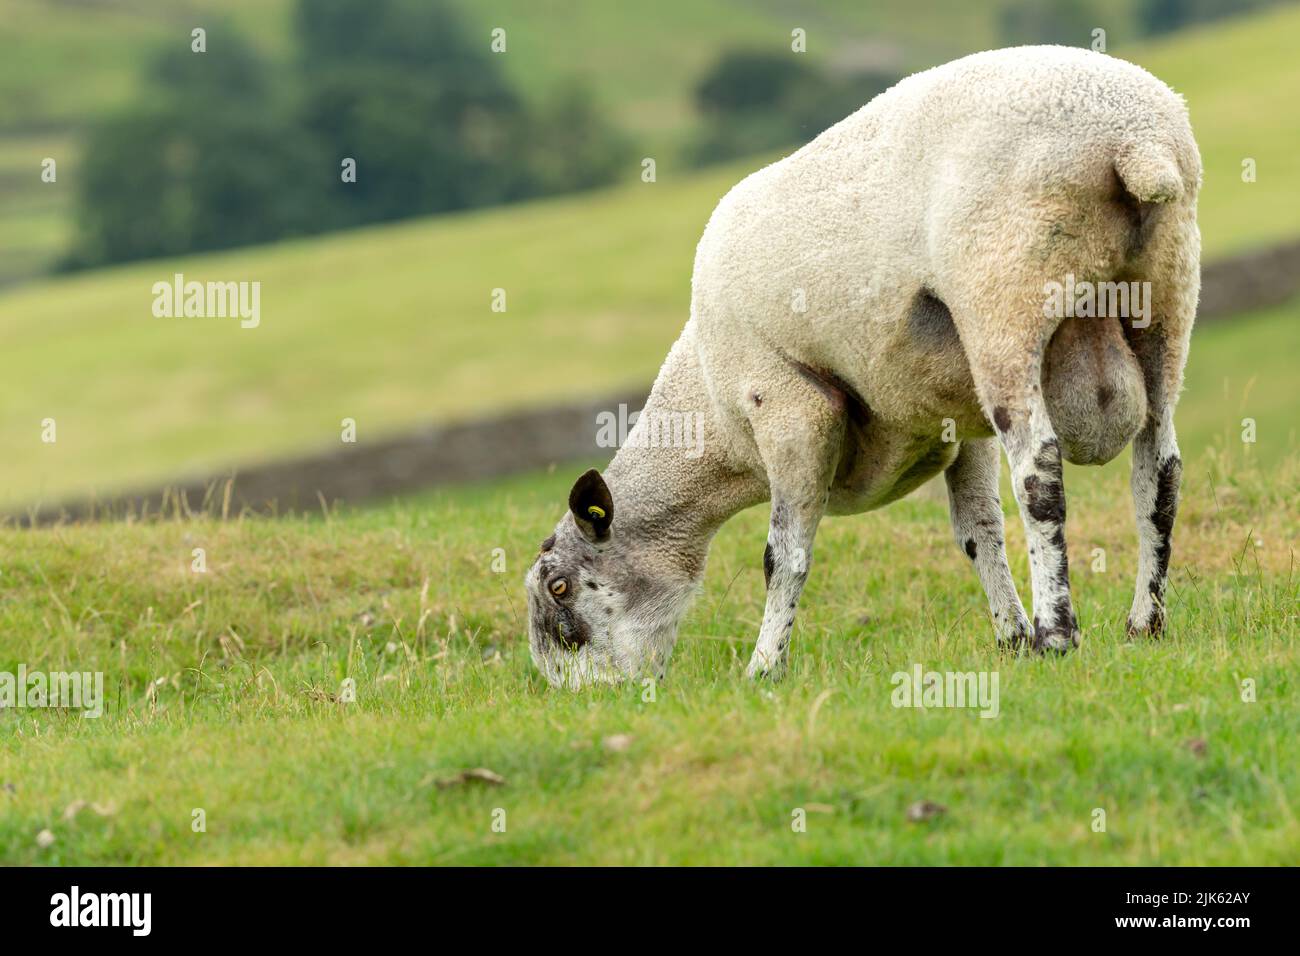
<box><xmin>146</xmin><ymin>30</ymin><xmax>272</xmax><ymax>102</ymax></box>
<box><xmin>998</xmin><ymin>0</ymin><xmax>1099</xmax><ymax>46</ymax></box>
<box><xmin>67</xmin><ymin>0</ymin><xmax>630</xmax><ymax>269</ymax></box>
<box><xmin>70</xmin><ymin>107</ymin><xmax>328</xmax><ymax>267</ymax></box>
<box><xmin>296</xmin><ymin>0</ymin><xmax>530</xmax><ymax>220</ymax></box>
<box><xmin>689</xmin><ymin>49</ymin><xmax>895</xmax><ymax>165</ymax></box>
<box><xmin>66</xmin><ymin>29</ymin><xmax>328</xmax><ymax>268</ymax></box>
<box><xmin>521</xmin><ymin>82</ymin><xmax>633</xmax><ymax>196</ymax></box>
<box><xmin>696</xmin><ymin>51</ymin><xmax>818</xmax><ymax>115</ymax></box>
<box><xmin>300</xmin><ymin>63</ymin><xmax>530</xmax><ymax>224</ymax></box>
<box><xmin>1137</xmin><ymin>0</ymin><xmax>1277</xmax><ymax>36</ymax></box>
<box><xmin>298</xmin><ymin>0</ymin><xmax>630</xmax><ymax>223</ymax></box>
<box><xmin>297</xmin><ymin>0</ymin><xmax>500</xmax><ymax>79</ymax></box>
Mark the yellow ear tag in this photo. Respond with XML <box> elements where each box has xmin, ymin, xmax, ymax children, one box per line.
<box><xmin>587</xmin><ymin>505</ymin><xmax>606</xmax><ymax>519</ymax></box>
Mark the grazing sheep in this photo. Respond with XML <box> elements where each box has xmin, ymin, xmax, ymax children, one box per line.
<box><xmin>525</xmin><ymin>46</ymin><xmax>1200</xmax><ymax>688</ymax></box>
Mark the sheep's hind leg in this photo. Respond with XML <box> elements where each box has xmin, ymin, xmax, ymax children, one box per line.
<box><xmin>1125</xmin><ymin>321</ymin><xmax>1190</xmax><ymax>637</ymax></box>
<box><xmin>945</xmin><ymin>437</ymin><xmax>1032</xmax><ymax>647</ymax></box>
<box><xmin>957</xmin><ymin>312</ymin><xmax>1080</xmax><ymax>654</ymax></box>
<box><xmin>993</xmin><ymin>399</ymin><xmax>1079</xmax><ymax>653</ymax></box>
<box><xmin>744</xmin><ymin>373</ymin><xmax>845</xmax><ymax>680</ymax></box>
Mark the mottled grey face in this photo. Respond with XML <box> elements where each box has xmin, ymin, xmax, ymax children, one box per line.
<box><xmin>524</xmin><ymin>469</ymin><xmax>680</xmax><ymax>689</ymax></box>
<box><xmin>524</xmin><ymin>516</ymin><xmax>624</xmax><ymax>688</ymax></box>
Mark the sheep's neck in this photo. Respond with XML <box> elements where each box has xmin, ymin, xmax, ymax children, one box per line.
<box><xmin>602</xmin><ymin>324</ymin><xmax>765</xmax><ymax>585</ymax></box>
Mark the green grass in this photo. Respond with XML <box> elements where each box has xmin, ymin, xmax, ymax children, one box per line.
<box><xmin>0</xmin><ymin>294</ymin><xmax>1295</xmax><ymax>865</ymax></box>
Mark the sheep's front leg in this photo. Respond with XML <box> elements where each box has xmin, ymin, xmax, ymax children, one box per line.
<box><xmin>1126</xmin><ymin>324</ymin><xmax>1188</xmax><ymax>636</ymax></box>
<box><xmin>987</xmin><ymin>393</ymin><xmax>1080</xmax><ymax>653</ymax></box>
<box><xmin>746</xmin><ymin>493</ymin><xmax>826</xmax><ymax>679</ymax></box>
<box><xmin>945</xmin><ymin>438</ymin><xmax>1032</xmax><ymax>647</ymax></box>
<box><xmin>744</xmin><ymin>378</ymin><xmax>844</xmax><ymax>680</ymax></box>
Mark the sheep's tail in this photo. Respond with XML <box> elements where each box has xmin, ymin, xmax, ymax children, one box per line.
<box><xmin>1114</xmin><ymin>140</ymin><xmax>1183</xmax><ymax>204</ymax></box>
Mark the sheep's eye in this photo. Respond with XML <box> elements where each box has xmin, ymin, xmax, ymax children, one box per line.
<box><xmin>549</xmin><ymin>578</ymin><xmax>568</xmax><ymax>597</ymax></box>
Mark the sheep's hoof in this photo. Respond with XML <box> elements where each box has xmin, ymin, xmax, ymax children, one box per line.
<box><xmin>1125</xmin><ymin>611</ymin><xmax>1165</xmax><ymax>640</ymax></box>
<box><xmin>1029</xmin><ymin>617</ymin><xmax>1080</xmax><ymax>654</ymax></box>
<box><xmin>1031</xmin><ymin>628</ymin><xmax>1080</xmax><ymax>654</ymax></box>
<box><xmin>746</xmin><ymin>652</ymin><xmax>788</xmax><ymax>682</ymax></box>
<box><xmin>995</xmin><ymin>616</ymin><xmax>1034</xmax><ymax>652</ymax></box>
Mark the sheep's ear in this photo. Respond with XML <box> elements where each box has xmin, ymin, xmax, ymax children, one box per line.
<box><xmin>568</xmin><ymin>469</ymin><xmax>614</xmax><ymax>543</ymax></box>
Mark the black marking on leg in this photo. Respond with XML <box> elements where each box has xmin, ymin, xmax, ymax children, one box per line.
<box><xmin>1032</xmin><ymin>596</ymin><xmax>1078</xmax><ymax>653</ymax></box>
<box><xmin>1033</xmin><ymin>438</ymin><xmax>1062</xmax><ymax>474</ymax></box>
<box><xmin>763</xmin><ymin>543</ymin><xmax>774</xmax><ymax>589</ymax></box>
<box><xmin>1053</xmin><ymin>556</ymin><xmax>1071</xmax><ymax>590</ymax></box>
<box><xmin>1130</xmin><ymin>454</ymin><xmax>1181</xmax><ymax>637</ymax></box>
<box><xmin>964</xmin><ymin>538</ymin><xmax>977</xmax><ymax>560</ymax></box>
<box><xmin>1024</xmin><ymin>445</ymin><xmax>1066</xmax><ymax>527</ymax></box>
<box><xmin>1149</xmin><ymin>455</ymin><xmax>1182</xmax><ymax>598</ymax></box>
<box><xmin>993</xmin><ymin>406</ymin><xmax>1012</xmax><ymax>432</ymax></box>
<box><xmin>1023</xmin><ymin>474</ymin><xmax>1066</xmax><ymax>525</ymax></box>
<box><xmin>1047</xmin><ymin>524</ymin><xmax>1071</xmax><ymax>589</ymax></box>
<box><xmin>1050</xmin><ymin>595</ymin><xmax>1077</xmax><ymax>634</ymax></box>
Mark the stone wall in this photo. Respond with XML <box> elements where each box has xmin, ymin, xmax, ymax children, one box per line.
<box><xmin>14</xmin><ymin>240</ymin><xmax>1300</xmax><ymax>525</ymax></box>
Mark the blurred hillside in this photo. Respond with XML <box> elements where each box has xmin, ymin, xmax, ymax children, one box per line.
<box><xmin>1</xmin><ymin>3</ymin><xmax>1298</xmax><ymax>511</ymax></box>
<box><xmin>1</xmin><ymin>0</ymin><xmax>1290</xmax><ymax>285</ymax></box>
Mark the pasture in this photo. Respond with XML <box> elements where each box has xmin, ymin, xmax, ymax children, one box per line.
<box><xmin>1</xmin><ymin>299</ymin><xmax>1295</xmax><ymax>864</ymax></box>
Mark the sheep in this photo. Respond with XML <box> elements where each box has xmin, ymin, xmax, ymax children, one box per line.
<box><xmin>525</xmin><ymin>45</ymin><xmax>1201</xmax><ymax>688</ymax></box>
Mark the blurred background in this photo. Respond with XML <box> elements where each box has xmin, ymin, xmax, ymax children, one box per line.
<box><xmin>0</xmin><ymin>0</ymin><xmax>1296</xmax><ymax>516</ymax></box>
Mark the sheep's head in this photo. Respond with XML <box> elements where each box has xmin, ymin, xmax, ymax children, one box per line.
<box><xmin>524</xmin><ymin>469</ymin><xmax>684</xmax><ymax>689</ymax></box>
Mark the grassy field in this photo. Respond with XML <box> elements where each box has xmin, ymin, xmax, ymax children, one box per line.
<box><xmin>4</xmin><ymin>4</ymin><xmax>1300</xmax><ymax>512</ymax></box>
<box><xmin>0</xmin><ymin>296</ymin><xmax>1295</xmax><ymax>865</ymax></box>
